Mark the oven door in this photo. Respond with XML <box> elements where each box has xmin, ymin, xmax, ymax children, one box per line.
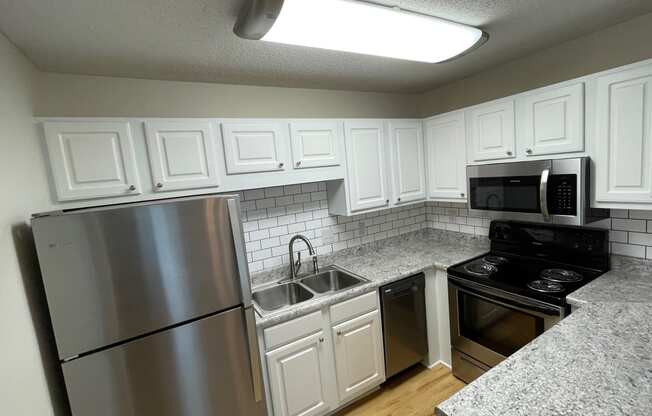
<box><xmin>448</xmin><ymin>278</ymin><xmax>563</xmax><ymax>370</ymax></box>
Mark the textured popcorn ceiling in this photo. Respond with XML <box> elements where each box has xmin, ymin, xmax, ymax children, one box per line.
<box><xmin>1</xmin><ymin>0</ymin><xmax>652</xmax><ymax>93</ymax></box>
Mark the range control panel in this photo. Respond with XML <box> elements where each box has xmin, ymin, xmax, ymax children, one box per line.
<box><xmin>548</xmin><ymin>174</ymin><xmax>577</xmax><ymax>215</ymax></box>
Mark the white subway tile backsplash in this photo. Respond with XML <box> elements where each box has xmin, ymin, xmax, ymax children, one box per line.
<box><xmin>237</xmin><ymin>181</ymin><xmax>652</xmax><ymax>272</ymax></box>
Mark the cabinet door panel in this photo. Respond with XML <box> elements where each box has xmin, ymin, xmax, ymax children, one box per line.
<box><xmin>389</xmin><ymin>121</ymin><xmax>426</xmax><ymax>204</ymax></box>
<box><xmin>332</xmin><ymin>310</ymin><xmax>384</xmax><ymax>404</ymax></box>
<box><xmin>221</xmin><ymin>122</ymin><xmax>287</xmax><ymax>174</ymax></box>
<box><xmin>145</xmin><ymin>121</ymin><xmax>219</xmax><ymax>191</ymax></box>
<box><xmin>467</xmin><ymin>100</ymin><xmax>515</xmax><ymax>162</ymax></box>
<box><xmin>43</xmin><ymin>121</ymin><xmax>141</xmax><ymax>201</ymax></box>
<box><xmin>425</xmin><ymin>112</ymin><xmax>467</xmax><ymax>200</ymax></box>
<box><xmin>595</xmin><ymin>66</ymin><xmax>652</xmax><ymax>202</ymax></box>
<box><xmin>520</xmin><ymin>83</ymin><xmax>584</xmax><ymax>156</ymax></box>
<box><xmin>266</xmin><ymin>332</ymin><xmax>335</xmax><ymax>416</ymax></box>
<box><xmin>345</xmin><ymin>121</ymin><xmax>390</xmax><ymax>212</ymax></box>
<box><xmin>290</xmin><ymin>121</ymin><xmax>342</xmax><ymax>169</ymax></box>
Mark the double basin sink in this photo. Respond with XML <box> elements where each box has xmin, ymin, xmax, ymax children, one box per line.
<box><xmin>252</xmin><ymin>265</ymin><xmax>368</xmax><ymax>315</ymax></box>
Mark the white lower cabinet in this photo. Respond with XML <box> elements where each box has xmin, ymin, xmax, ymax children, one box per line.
<box><xmin>331</xmin><ymin>310</ymin><xmax>385</xmax><ymax>404</ymax></box>
<box><xmin>261</xmin><ymin>292</ymin><xmax>385</xmax><ymax>416</ymax></box>
<box><xmin>266</xmin><ymin>331</ymin><xmax>336</xmax><ymax>416</ymax></box>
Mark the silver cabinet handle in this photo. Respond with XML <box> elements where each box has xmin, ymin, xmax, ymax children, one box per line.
<box><xmin>156</xmin><ymin>182</ymin><xmax>163</xmax><ymax>188</ymax></box>
<box><xmin>244</xmin><ymin>307</ymin><xmax>264</xmax><ymax>402</ymax></box>
<box><xmin>296</xmin><ymin>161</ymin><xmax>301</xmax><ymax>167</ymax></box>
<box><xmin>278</xmin><ymin>162</ymin><xmax>284</xmax><ymax>168</ymax></box>
<box><xmin>506</xmin><ymin>150</ymin><xmax>513</xmax><ymax>156</ymax></box>
<box><xmin>526</xmin><ymin>148</ymin><xmax>533</xmax><ymax>154</ymax></box>
<box><xmin>128</xmin><ymin>185</ymin><xmax>136</xmax><ymax>191</ymax></box>
<box><xmin>540</xmin><ymin>169</ymin><xmax>550</xmax><ymax>222</ymax></box>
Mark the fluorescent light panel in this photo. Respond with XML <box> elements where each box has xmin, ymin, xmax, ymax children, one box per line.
<box><xmin>262</xmin><ymin>0</ymin><xmax>485</xmax><ymax>63</ymax></box>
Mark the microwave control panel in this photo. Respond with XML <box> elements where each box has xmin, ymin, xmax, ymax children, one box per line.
<box><xmin>548</xmin><ymin>174</ymin><xmax>577</xmax><ymax>215</ymax></box>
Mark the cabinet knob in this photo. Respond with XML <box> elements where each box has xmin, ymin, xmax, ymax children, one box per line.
<box><xmin>460</xmin><ymin>193</ymin><xmax>465</xmax><ymax>197</ymax></box>
<box><xmin>385</xmin><ymin>199</ymin><xmax>390</xmax><ymax>204</ymax></box>
<box><xmin>397</xmin><ymin>197</ymin><xmax>401</xmax><ymax>202</ymax></box>
<box><xmin>506</xmin><ymin>150</ymin><xmax>513</xmax><ymax>156</ymax></box>
<box><xmin>337</xmin><ymin>331</ymin><xmax>342</xmax><ymax>336</ymax></box>
<box><xmin>128</xmin><ymin>185</ymin><xmax>136</xmax><ymax>191</ymax></box>
<box><xmin>526</xmin><ymin>148</ymin><xmax>533</xmax><ymax>154</ymax></box>
<box><xmin>156</xmin><ymin>182</ymin><xmax>163</xmax><ymax>188</ymax></box>
<box><xmin>296</xmin><ymin>161</ymin><xmax>301</xmax><ymax>167</ymax></box>
<box><xmin>319</xmin><ymin>337</ymin><xmax>324</xmax><ymax>343</ymax></box>
<box><xmin>278</xmin><ymin>162</ymin><xmax>284</xmax><ymax>168</ymax></box>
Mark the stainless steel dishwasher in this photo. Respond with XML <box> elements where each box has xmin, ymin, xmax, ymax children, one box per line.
<box><xmin>380</xmin><ymin>273</ymin><xmax>428</xmax><ymax>378</ymax></box>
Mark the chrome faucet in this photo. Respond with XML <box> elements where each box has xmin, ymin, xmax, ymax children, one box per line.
<box><xmin>288</xmin><ymin>234</ymin><xmax>319</xmax><ymax>280</ymax></box>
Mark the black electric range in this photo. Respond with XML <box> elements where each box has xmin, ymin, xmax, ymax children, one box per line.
<box><xmin>447</xmin><ymin>220</ymin><xmax>610</xmax><ymax>307</ymax></box>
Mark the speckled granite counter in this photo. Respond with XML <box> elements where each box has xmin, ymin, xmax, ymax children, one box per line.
<box><xmin>252</xmin><ymin>228</ymin><xmax>489</xmax><ymax>328</ymax></box>
<box><xmin>437</xmin><ymin>255</ymin><xmax>652</xmax><ymax>416</ymax></box>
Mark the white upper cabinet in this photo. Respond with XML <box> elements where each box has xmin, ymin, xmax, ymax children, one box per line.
<box><xmin>266</xmin><ymin>331</ymin><xmax>336</xmax><ymax>416</ymax></box>
<box><xmin>144</xmin><ymin>120</ymin><xmax>220</xmax><ymax>192</ymax></box>
<box><xmin>43</xmin><ymin>121</ymin><xmax>141</xmax><ymax>201</ymax></box>
<box><xmin>425</xmin><ymin>112</ymin><xmax>467</xmax><ymax>200</ymax></box>
<box><xmin>344</xmin><ymin>121</ymin><xmax>390</xmax><ymax>212</ymax></box>
<box><xmin>595</xmin><ymin>64</ymin><xmax>652</xmax><ymax>203</ymax></box>
<box><xmin>221</xmin><ymin>122</ymin><xmax>288</xmax><ymax>174</ymax></box>
<box><xmin>388</xmin><ymin>121</ymin><xmax>426</xmax><ymax>205</ymax></box>
<box><xmin>466</xmin><ymin>99</ymin><xmax>516</xmax><ymax>162</ymax></box>
<box><xmin>290</xmin><ymin>121</ymin><xmax>342</xmax><ymax>169</ymax></box>
<box><xmin>518</xmin><ymin>83</ymin><xmax>584</xmax><ymax>157</ymax></box>
<box><xmin>331</xmin><ymin>310</ymin><xmax>384</xmax><ymax>404</ymax></box>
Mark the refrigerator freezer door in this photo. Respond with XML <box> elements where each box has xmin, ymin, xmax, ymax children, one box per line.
<box><xmin>62</xmin><ymin>306</ymin><xmax>266</xmax><ymax>416</ymax></box>
<box><xmin>32</xmin><ymin>196</ymin><xmax>243</xmax><ymax>359</ymax></box>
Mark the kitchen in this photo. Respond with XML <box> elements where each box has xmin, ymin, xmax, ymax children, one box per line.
<box><xmin>2</xmin><ymin>1</ymin><xmax>652</xmax><ymax>416</ymax></box>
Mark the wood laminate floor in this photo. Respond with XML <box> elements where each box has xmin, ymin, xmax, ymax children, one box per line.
<box><xmin>335</xmin><ymin>364</ymin><xmax>466</xmax><ymax>416</ymax></box>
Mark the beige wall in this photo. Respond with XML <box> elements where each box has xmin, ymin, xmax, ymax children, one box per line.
<box><xmin>34</xmin><ymin>73</ymin><xmax>420</xmax><ymax>119</ymax></box>
<box><xmin>0</xmin><ymin>33</ymin><xmax>68</xmax><ymax>415</ymax></box>
<box><xmin>419</xmin><ymin>12</ymin><xmax>652</xmax><ymax>117</ymax></box>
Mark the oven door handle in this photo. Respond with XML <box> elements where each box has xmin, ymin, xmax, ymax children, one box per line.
<box><xmin>540</xmin><ymin>169</ymin><xmax>550</xmax><ymax>222</ymax></box>
<box><xmin>448</xmin><ymin>278</ymin><xmax>563</xmax><ymax>318</ymax></box>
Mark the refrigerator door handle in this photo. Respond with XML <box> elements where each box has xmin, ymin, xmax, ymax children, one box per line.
<box><xmin>228</xmin><ymin>197</ymin><xmax>253</xmax><ymax>307</ymax></box>
<box><xmin>244</xmin><ymin>306</ymin><xmax>264</xmax><ymax>402</ymax></box>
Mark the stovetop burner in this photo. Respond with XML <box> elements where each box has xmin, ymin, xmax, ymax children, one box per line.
<box><xmin>540</xmin><ymin>268</ymin><xmax>583</xmax><ymax>283</ymax></box>
<box><xmin>527</xmin><ymin>279</ymin><xmax>565</xmax><ymax>293</ymax></box>
<box><xmin>483</xmin><ymin>255</ymin><xmax>508</xmax><ymax>265</ymax></box>
<box><xmin>464</xmin><ymin>262</ymin><xmax>497</xmax><ymax>276</ymax></box>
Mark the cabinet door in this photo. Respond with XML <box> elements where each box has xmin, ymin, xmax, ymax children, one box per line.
<box><xmin>266</xmin><ymin>331</ymin><xmax>336</xmax><ymax>416</ymax></box>
<box><xmin>221</xmin><ymin>122</ymin><xmax>288</xmax><ymax>174</ymax></box>
<box><xmin>290</xmin><ymin>121</ymin><xmax>342</xmax><ymax>169</ymax></box>
<box><xmin>345</xmin><ymin>121</ymin><xmax>390</xmax><ymax>212</ymax></box>
<box><xmin>332</xmin><ymin>310</ymin><xmax>384</xmax><ymax>404</ymax></box>
<box><xmin>43</xmin><ymin>121</ymin><xmax>141</xmax><ymax>201</ymax></box>
<box><xmin>425</xmin><ymin>112</ymin><xmax>467</xmax><ymax>200</ymax></box>
<box><xmin>466</xmin><ymin>100</ymin><xmax>515</xmax><ymax>162</ymax></box>
<box><xmin>388</xmin><ymin>121</ymin><xmax>426</xmax><ymax>204</ymax></box>
<box><xmin>520</xmin><ymin>83</ymin><xmax>584</xmax><ymax>157</ymax></box>
<box><xmin>145</xmin><ymin>121</ymin><xmax>219</xmax><ymax>192</ymax></box>
<box><xmin>595</xmin><ymin>65</ymin><xmax>652</xmax><ymax>202</ymax></box>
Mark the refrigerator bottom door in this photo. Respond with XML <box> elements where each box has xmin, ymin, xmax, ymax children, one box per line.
<box><xmin>62</xmin><ymin>306</ymin><xmax>266</xmax><ymax>416</ymax></box>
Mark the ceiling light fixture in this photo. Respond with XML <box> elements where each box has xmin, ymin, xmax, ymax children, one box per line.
<box><xmin>234</xmin><ymin>0</ymin><xmax>488</xmax><ymax>63</ymax></box>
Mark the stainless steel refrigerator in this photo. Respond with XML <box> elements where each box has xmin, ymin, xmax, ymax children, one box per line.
<box><xmin>32</xmin><ymin>195</ymin><xmax>266</xmax><ymax>416</ymax></box>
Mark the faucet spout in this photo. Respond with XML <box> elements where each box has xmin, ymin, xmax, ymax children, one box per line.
<box><xmin>288</xmin><ymin>234</ymin><xmax>319</xmax><ymax>280</ymax></box>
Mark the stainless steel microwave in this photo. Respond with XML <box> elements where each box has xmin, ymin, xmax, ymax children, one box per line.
<box><xmin>466</xmin><ymin>157</ymin><xmax>607</xmax><ymax>225</ymax></box>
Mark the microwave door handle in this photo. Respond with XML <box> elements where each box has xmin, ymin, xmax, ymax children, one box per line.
<box><xmin>540</xmin><ymin>169</ymin><xmax>550</xmax><ymax>222</ymax></box>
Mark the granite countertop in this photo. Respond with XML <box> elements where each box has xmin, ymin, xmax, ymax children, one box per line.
<box><xmin>437</xmin><ymin>254</ymin><xmax>652</xmax><ymax>416</ymax></box>
<box><xmin>252</xmin><ymin>228</ymin><xmax>489</xmax><ymax>328</ymax></box>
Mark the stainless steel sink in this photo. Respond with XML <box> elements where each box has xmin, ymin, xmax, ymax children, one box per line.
<box><xmin>299</xmin><ymin>266</ymin><xmax>367</xmax><ymax>294</ymax></box>
<box><xmin>252</xmin><ymin>282</ymin><xmax>313</xmax><ymax>312</ymax></box>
